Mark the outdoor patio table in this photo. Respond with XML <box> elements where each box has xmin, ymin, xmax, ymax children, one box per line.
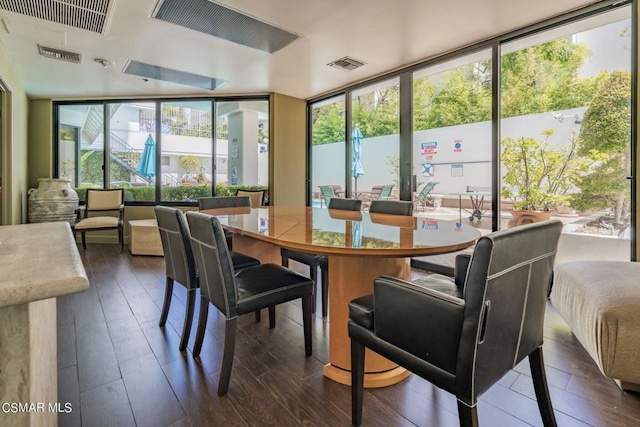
<box><xmin>199</xmin><ymin>206</ymin><xmax>480</xmax><ymax>388</ymax></box>
<box><xmin>448</xmin><ymin>190</ymin><xmax>492</xmax><ymax>222</ymax></box>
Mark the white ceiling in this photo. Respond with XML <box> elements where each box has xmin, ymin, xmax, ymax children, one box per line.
<box><xmin>0</xmin><ymin>0</ymin><xmax>596</xmax><ymax>100</ymax></box>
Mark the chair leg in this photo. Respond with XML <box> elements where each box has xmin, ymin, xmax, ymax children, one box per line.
<box><xmin>179</xmin><ymin>288</ymin><xmax>196</xmax><ymax>352</ymax></box>
<box><xmin>159</xmin><ymin>277</ymin><xmax>174</xmax><ymax>327</ymax></box>
<box><xmin>321</xmin><ymin>267</ymin><xmax>329</xmax><ymax>318</ymax></box>
<box><xmin>81</xmin><ymin>232</ymin><xmax>87</xmax><ymax>250</ymax></box>
<box><xmin>302</xmin><ymin>295</ymin><xmax>313</xmax><ymax>357</ymax></box>
<box><xmin>192</xmin><ymin>296</ymin><xmax>209</xmax><ymax>358</ymax></box>
<box><xmin>310</xmin><ymin>261</ymin><xmax>318</xmax><ymax>314</ymax></box>
<box><xmin>268</xmin><ymin>306</ymin><xmax>276</xmax><ymax>329</ymax></box>
<box><xmin>118</xmin><ymin>226</ymin><xmax>124</xmax><ymax>253</ymax></box>
<box><xmin>217</xmin><ymin>317</ymin><xmax>238</xmax><ymax>396</ymax></box>
<box><xmin>457</xmin><ymin>401</ymin><xmax>479</xmax><ymax>427</ymax></box>
<box><xmin>529</xmin><ymin>346</ymin><xmax>558</xmax><ymax>427</ymax></box>
<box><xmin>254</xmin><ymin>310</ymin><xmax>261</xmax><ymax>322</ymax></box>
<box><xmin>351</xmin><ymin>338</ymin><xmax>365</xmax><ymax>426</ymax></box>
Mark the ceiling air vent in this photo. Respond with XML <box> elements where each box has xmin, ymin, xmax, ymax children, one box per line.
<box><xmin>152</xmin><ymin>0</ymin><xmax>299</xmax><ymax>54</ymax></box>
<box><xmin>0</xmin><ymin>0</ymin><xmax>116</xmax><ymax>34</ymax></box>
<box><xmin>123</xmin><ymin>60</ymin><xmax>227</xmax><ymax>91</ymax></box>
<box><xmin>38</xmin><ymin>44</ymin><xmax>82</xmax><ymax>64</ymax></box>
<box><xmin>327</xmin><ymin>57</ymin><xmax>366</xmax><ymax>71</ymax></box>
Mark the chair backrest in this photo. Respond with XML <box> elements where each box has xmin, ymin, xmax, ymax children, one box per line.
<box><xmin>198</xmin><ymin>196</ymin><xmax>251</xmax><ymax>210</ymax></box>
<box><xmin>457</xmin><ymin>220</ymin><xmax>562</xmax><ymax>404</ymax></box>
<box><xmin>379</xmin><ymin>185</ymin><xmax>394</xmax><ymax>200</ymax></box>
<box><xmin>85</xmin><ymin>188</ymin><xmax>124</xmax><ymax>212</ymax></box>
<box><xmin>416</xmin><ymin>182</ymin><xmax>438</xmax><ymax>201</ymax></box>
<box><xmin>185</xmin><ymin>211</ymin><xmax>238</xmax><ymax>318</ymax></box>
<box><xmin>369</xmin><ymin>200</ymin><xmax>413</xmax><ymax>216</ymax></box>
<box><xmin>236</xmin><ymin>189</ymin><xmax>265</xmax><ymax>207</ymax></box>
<box><xmin>154</xmin><ymin>206</ymin><xmax>198</xmax><ymax>290</ymax></box>
<box><xmin>328</xmin><ymin>197</ymin><xmax>362</xmax><ymax>211</ymax></box>
<box><xmin>319</xmin><ymin>185</ymin><xmax>339</xmax><ymax>205</ymax></box>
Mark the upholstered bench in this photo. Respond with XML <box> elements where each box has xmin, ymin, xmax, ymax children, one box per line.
<box><xmin>129</xmin><ymin>219</ymin><xmax>163</xmax><ymax>256</ymax></box>
<box><xmin>550</xmin><ymin>261</ymin><xmax>640</xmax><ymax>391</ymax></box>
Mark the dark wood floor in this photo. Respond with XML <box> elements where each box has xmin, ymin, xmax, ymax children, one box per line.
<box><xmin>57</xmin><ymin>244</ymin><xmax>640</xmax><ymax>427</ymax></box>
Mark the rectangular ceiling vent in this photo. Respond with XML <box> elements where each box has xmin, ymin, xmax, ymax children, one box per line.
<box><xmin>152</xmin><ymin>0</ymin><xmax>299</xmax><ymax>54</ymax></box>
<box><xmin>38</xmin><ymin>44</ymin><xmax>82</xmax><ymax>64</ymax></box>
<box><xmin>0</xmin><ymin>0</ymin><xmax>115</xmax><ymax>34</ymax></box>
<box><xmin>328</xmin><ymin>57</ymin><xmax>366</xmax><ymax>71</ymax></box>
<box><xmin>123</xmin><ymin>60</ymin><xmax>227</xmax><ymax>91</ymax></box>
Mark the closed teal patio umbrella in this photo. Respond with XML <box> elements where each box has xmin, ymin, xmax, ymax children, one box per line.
<box><xmin>136</xmin><ymin>134</ymin><xmax>156</xmax><ymax>179</ymax></box>
<box><xmin>352</xmin><ymin>125</ymin><xmax>364</xmax><ymax>193</ymax></box>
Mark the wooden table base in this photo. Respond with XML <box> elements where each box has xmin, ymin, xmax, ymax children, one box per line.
<box><xmin>323</xmin><ymin>364</ymin><xmax>411</xmax><ymax>388</ymax></box>
<box><xmin>232</xmin><ymin>237</ymin><xmax>413</xmax><ymax>388</ymax></box>
<box><xmin>327</xmin><ymin>255</ymin><xmax>411</xmax><ymax>388</ymax></box>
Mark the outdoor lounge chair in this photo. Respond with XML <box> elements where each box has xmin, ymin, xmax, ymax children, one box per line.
<box><xmin>319</xmin><ymin>185</ymin><xmax>344</xmax><ymax>206</ymax></box>
<box><xmin>414</xmin><ymin>181</ymin><xmax>438</xmax><ymax>212</ymax></box>
<box><xmin>361</xmin><ymin>184</ymin><xmax>394</xmax><ymax>210</ymax></box>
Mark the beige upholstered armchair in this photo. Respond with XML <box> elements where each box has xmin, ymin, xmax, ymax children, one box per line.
<box><xmin>73</xmin><ymin>188</ymin><xmax>124</xmax><ymax>252</ymax></box>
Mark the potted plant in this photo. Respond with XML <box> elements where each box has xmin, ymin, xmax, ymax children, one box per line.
<box><xmin>501</xmin><ymin>129</ymin><xmax>596</xmax><ymax>227</ymax></box>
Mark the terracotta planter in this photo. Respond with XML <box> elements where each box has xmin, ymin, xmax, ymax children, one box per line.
<box><xmin>507</xmin><ymin>209</ymin><xmax>554</xmax><ymax>228</ymax></box>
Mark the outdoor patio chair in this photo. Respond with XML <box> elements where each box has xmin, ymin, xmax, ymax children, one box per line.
<box><xmin>73</xmin><ymin>188</ymin><xmax>124</xmax><ymax>252</ymax></box>
<box><xmin>348</xmin><ymin>220</ymin><xmax>563</xmax><ymax>426</ymax></box>
<box><xmin>186</xmin><ymin>211</ymin><xmax>313</xmax><ymax>396</ymax></box>
<box><xmin>319</xmin><ymin>185</ymin><xmax>344</xmax><ymax>206</ymax></box>
<box><xmin>414</xmin><ymin>181</ymin><xmax>439</xmax><ymax>212</ymax></box>
<box><xmin>154</xmin><ymin>206</ymin><xmax>260</xmax><ymax>351</ymax></box>
<box><xmin>361</xmin><ymin>184</ymin><xmax>394</xmax><ymax>210</ymax></box>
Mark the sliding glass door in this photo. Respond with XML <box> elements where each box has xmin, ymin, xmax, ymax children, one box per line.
<box><xmin>500</xmin><ymin>6</ymin><xmax>632</xmax><ymax>262</ymax></box>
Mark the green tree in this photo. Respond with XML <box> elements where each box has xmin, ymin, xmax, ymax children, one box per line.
<box><xmin>179</xmin><ymin>155</ymin><xmax>201</xmax><ymax>180</ymax></box>
<box><xmin>501</xmin><ymin>130</ymin><xmax>597</xmax><ymax>211</ymax></box>
<box><xmin>352</xmin><ymin>86</ymin><xmax>400</xmax><ymax>137</ymax></box>
<box><xmin>415</xmin><ymin>61</ymin><xmax>492</xmax><ymax>130</ymax></box>
<box><xmin>312</xmin><ymin>103</ymin><xmax>345</xmax><ymax>145</ymax></box>
<box><xmin>501</xmin><ymin>38</ymin><xmax>593</xmax><ymax>117</ymax></box>
<box><xmin>573</xmin><ymin>71</ymin><xmax>631</xmax><ymax>223</ymax></box>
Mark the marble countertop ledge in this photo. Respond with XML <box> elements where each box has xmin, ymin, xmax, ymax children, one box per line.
<box><xmin>0</xmin><ymin>222</ymin><xmax>89</xmax><ymax>308</ymax></box>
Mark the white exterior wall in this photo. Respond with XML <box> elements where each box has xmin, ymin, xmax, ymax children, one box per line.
<box><xmin>312</xmin><ymin>106</ymin><xmax>587</xmax><ymax>195</ymax></box>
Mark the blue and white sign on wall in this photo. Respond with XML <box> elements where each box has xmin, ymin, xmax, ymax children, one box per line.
<box><xmin>453</xmin><ymin>139</ymin><xmax>462</xmax><ymax>152</ymax></box>
<box><xmin>422</xmin><ymin>162</ymin><xmax>434</xmax><ymax>177</ymax></box>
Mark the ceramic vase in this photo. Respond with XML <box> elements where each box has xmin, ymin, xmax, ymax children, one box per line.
<box><xmin>28</xmin><ymin>178</ymin><xmax>79</xmax><ymax>225</ymax></box>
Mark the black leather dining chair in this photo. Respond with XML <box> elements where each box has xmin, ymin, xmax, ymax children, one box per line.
<box><xmin>368</xmin><ymin>199</ymin><xmax>414</xmax><ymax>216</ymax></box>
<box><xmin>198</xmin><ymin>196</ymin><xmax>252</xmax><ymax>250</ymax></box>
<box><xmin>154</xmin><ymin>206</ymin><xmax>260</xmax><ymax>351</ymax></box>
<box><xmin>186</xmin><ymin>211</ymin><xmax>314</xmax><ymax>396</ymax></box>
<box><xmin>348</xmin><ymin>220</ymin><xmax>563</xmax><ymax>426</ymax></box>
<box><xmin>282</xmin><ymin>197</ymin><xmax>362</xmax><ymax>317</ymax></box>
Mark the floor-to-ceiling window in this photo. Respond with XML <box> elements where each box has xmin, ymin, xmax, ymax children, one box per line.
<box><xmin>310</xmin><ymin>95</ymin><xmax>346</xmax><ymax>207</ymax></box>
<box><xmin>159</xmin><ymin>100</ymin><xmax>213</xmax><ymax>202</ymax></box>
<box><xmin>412</xmin><ymin>49</ymin><xmax>493</xmax><ymax>233</ymax></box>
<box><xmin>351</xmin><ymin>78</ymin><xmax>400</xmax><ymax>199</ymax></box>
<box><xmin>215</xmin><ymin>100</ymin><xmax>270</xmax><ymax>202</ymax></box>
<box><xmin>54</xmin><ymin>97</ymin><xmax>269</xmax><ymax>205</ymax></box>
<box><xmin>500</xmin><ymin>6</ymin><xmax>632</xmax><ymax>262</ymax></box>
<box><xmin>307</xmin><ymin>1</ymin><xmax>634</xmax><ymax>261</ymax></box>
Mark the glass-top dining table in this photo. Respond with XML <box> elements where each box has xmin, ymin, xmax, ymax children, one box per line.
<box><xmin>199</xmin><ymin>205</ymin><xmax>481</xmax><ymax>388</ymax></box>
